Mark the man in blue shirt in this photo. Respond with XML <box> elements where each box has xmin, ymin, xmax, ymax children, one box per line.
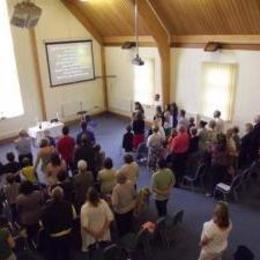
<box><xmin>76</xmin><ymin>121</ymin><xmax>96</xmax><ymax>146</ymax></box>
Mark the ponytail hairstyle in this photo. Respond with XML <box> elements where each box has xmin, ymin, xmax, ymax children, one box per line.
<box><xmin>213</xmin><ymin>201</ymin><xmax>230</xmax><ymax>229</ymax></box>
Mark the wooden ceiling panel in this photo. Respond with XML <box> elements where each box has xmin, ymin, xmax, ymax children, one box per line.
<box><xmin>149</xmin><ymin>0</ymin><xmax>260</xmax><ymax>34</ymax></box>
<box><xmin>75</xmin><ymin>0</ymin><xmax>150</xmax><ymax>36</ymax></box>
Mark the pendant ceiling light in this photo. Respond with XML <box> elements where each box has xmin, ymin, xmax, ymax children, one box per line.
<box><xmin>132</xmin><ymin>0</ymin><xmax>144</xmax><ymax>66</ymax></box>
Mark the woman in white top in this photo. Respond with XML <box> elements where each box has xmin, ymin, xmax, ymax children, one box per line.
<box><xmin>97</xmin><ymin>157</ymin><xmax>117</xmax><ymax>195</ymax></box>
<box><xmin>147</xmin><ymin>126</ymin><xmax>164</xmax><ymax>170</ymax></box>
<box><xmin>80</xmin><ymin>188</ymin><xmax>114</xmax><ymax>252</ymax></box>
<box><xmin>199</xmin><ymin>201</ymin><xmax>232</xmax><ymax>260</ymax></box>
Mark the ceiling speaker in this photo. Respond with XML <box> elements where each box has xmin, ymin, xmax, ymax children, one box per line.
<box><xmin>11</xmin><ymin>1</ymin><xmax>42</xmax><ymax>28</ymax></box>
<box><xmin>204</xmin><ymin>42</ymin><xmax>221</xmax><ymax>52</ymax></box>
<box><xmin>121</xmin><ymin>41</ymin><xmax>136</xmax><ymax>49</ymax></box>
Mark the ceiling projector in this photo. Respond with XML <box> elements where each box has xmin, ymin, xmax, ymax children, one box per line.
<box><xmin>11</xmin><ymin>1</ymin><xmax>42</xmax><ymax>28</ymax></box>
<box><xmin>132</xmin><ymin>54</ymin><xmax>145</xmax><ymax>66</ymax></box>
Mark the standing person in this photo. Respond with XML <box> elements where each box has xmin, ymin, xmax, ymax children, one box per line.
<box><xmin>34</xmin><ymin>138</ymin><xmax>55</xmax><ymax>178</ymax></box>
<box><xmin>81</xmin><ymin>188</ymin><xmax>114</xmax><ymax>252</ymax></box>
<box><xmin>16</xmin><ymin>181</ymin><xmax>43</xmax><ymax>247</ymax></box>
<box><xmin>170</xmin><ymin>102</ymin><xmax>178</xmax><ymax>128</ymax></box>
<box><xmin>57</xmin><ymin>126</ymin><xmax>75</xmax><ymax>170</ymax></box>
<box><xmin>97</xmin><ymin>158</ymin><xmax>117</xmax><ymax>195</ymax></box>
<box><xmin>73</xmin><ymin>160</ymin><xmax>94</xmax><ymax>212</ymax></box>
<box><xmin>154</xmin><ymin>94</ymin><xmax>162</xmax><ymax>110</ymax></box>
<box><xmin>213</xmin><ymin>110</ymin><xmax>224</xmax><ymax>133</ymax></box>
<box><xmin>14</xmin><ymin>129</ymin><xmax>33</xmax><ymax>165</ymax></box>
<box><xmin>169</xmin><ymin>126</ymin><xmax>190</xmax><ymax>185</ymax></box>
<box><xmin>46</xmin><ymin>153</ymin><xmax>67</xmax><ymax>186</ymax></box>
<box><xmin>122</xmin><ymin>125</ymin><xmax>134</xmax><ymax>153</ymax></box>
<box><xmin>133</xmin><ymin>102</ymin><xmax>145</xmax><ymax>117</ymax></box>
<box><xmin>43</xmin><ymin>129</ymin><xmax>56</xmax><ymax>147</ymax></box>
<box><xmin>178</xmin><ymin>109</ymin><xmax>189</xmax><ymax>130</ymax></box>
<box><xmin>132</xmin><ymin>111</ymin><xmax>145</xmax><ymax>150</ymax></box>
<box><xmin>41</xmin><ymin>187</ymin><xmax>76</xmax><ymax>260</ymax></box>
<box><xmin>199</xmin><ymin>201</ymin><xmax>232</xmax><ymax>260</ymax></box>
<box><xmin>152</xmin><ymin>159</ymin><xmax>175</xmax><ymax>217</ymax></box>
<box><xmin>0</xmin><ymin>216</ymin><xmax>16</xmax><ymax>260</ymax></box>
<box><xmin>76</xmin><ymin>121</ymin><xmax>96</xmax><ymax>146</ymax></box>
<box><xmin>120</xmin><ymin>154</ymin><xmax>139</xmax><ymax>187</ymax></box>
<box><xmin>21</xmin><ymin>157</ymin><xmax>37</xmax><ymax>184</ymax></box>
<box><xmin>147</xmin><ymin>126</ymin><xmax>164</xmax><ymax>171</ymax></box>
<box><xmin>163</xmin><ymin>104</ymin><xmax>173</xmax><ymax>137</ymax></box>
<box><xmin>74</xmin><ymin>135</ymin><xmax>95</xmax><ymax>172</ymax></box>
<box><xmin>252</xmin><ymin>114</ymin><xmax>260</xmax><ymax>160</ymax></box>
<box><xmin>239</xmin><ymin>123</ymin><xmax>254</xmax><ymax>168</ymax></box>
<box><xmin>4</xmin><ymin>174</ymin><xmax>20</xmax><ymax>221</ymax></box>
<box><xmin>189</xmin><ymin>127</ymin><xmax>199</xmax><ymax>154</ymax></box>
<box><xmin>111</xmin><ymin>172</ymin><xmax>136</xmax><ymax>237</ymax></box>
<box><xmin>3</xmin><ymin>152</ymin><xmax>21</xmax><ymax>175</ymax></box>
<box><xmin>207</xmin><ymin>134</ymin><xmax>229</xmax><ymax>197</ymax></box>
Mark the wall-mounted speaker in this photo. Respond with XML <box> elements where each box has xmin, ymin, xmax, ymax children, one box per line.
<box><xmin>204</xmin><ymin>42</ymin><xmax>221</xmax><ymax>52</ymax></box>
<box><xmin>11</xmin><ymin>1</ymin><xmax>42</xmax><ymax>28</ymax></box>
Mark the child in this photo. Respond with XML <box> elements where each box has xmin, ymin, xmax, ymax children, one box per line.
<box><xmin>4</xmin><ymin>174</ymin><xmax>20</xmax><ymax>222</ymax></box>
<box><xmin>122</xmin><ymin>125</ymin><xmax>134</xmax><ymax>152</ymax></box>
<box><xmin>0</xmin><ymin>216</ymin><xmax>16</xmax><ymax>260</ymax></box>
<box><xmin>21</xmin><ymin>157</ymin><xmax>37</xmax><ymax>183</ymax></box>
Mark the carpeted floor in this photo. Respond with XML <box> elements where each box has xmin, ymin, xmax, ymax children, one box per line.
<box><xmin>0</xmin><ymin>113</ymin><xmax>260</xmax><ymax>260</ymax></box>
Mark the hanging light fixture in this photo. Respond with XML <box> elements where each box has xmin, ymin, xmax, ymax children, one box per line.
<box><xmin>132</xmin><ymin>0</ymin><xmax>144</xmax><ymax>66</ymax></box>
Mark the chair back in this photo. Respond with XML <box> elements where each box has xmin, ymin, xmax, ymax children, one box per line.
<box><xmin>173</xmin><ymin>210</ymin><xmax>184</xmax><ymax>226</ymax></box>
<box><xmin>103</xmin><ymin>244</ymin><xmax>123</xmax><ymax>260</ymax></box>
<box><xmin>195</xmin><ymin>163</ymin><xmax>206</xmax><ymax>179</ymax></box>
<box><xmin>230</xmin><ymin>174</ymin><xmax>242</xmax><ymax>190</ymax></box>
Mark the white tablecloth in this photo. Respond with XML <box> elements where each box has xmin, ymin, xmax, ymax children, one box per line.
<box><xmin>28</xmin><ymin>121</ymin><xmax>64</xmax><ymax>144</ymax></box>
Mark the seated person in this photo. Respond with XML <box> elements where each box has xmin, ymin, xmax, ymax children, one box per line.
<box><xmin>21</xmin><ymin>157</ymin><xmax>37</xmax><ymax>183</ymax></box>
<box><xmin>4</xmin><ymin>152</ymin><xmax>21</xmax><ymax>175</ymax></box>
<box><xmin>122</xmin><ymin>125</ymin><xmax>134</xmax><ymax>152</ymax></box>
<box><xmin>76</xmin><ymin>121</ymin><xmax>96</xmax><ymax>146</ymax></box>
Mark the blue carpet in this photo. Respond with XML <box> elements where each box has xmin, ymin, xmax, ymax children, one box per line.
<box><xmin>0</xmin><ymin>113</ymin><xmax>260</xmax><ymax>260</ymax></box>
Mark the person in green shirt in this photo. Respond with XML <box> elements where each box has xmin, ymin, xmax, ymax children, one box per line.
<box><xmin>0</xmin><ymin>217</ymin><xmax>16</xmax><ymax>260</ymax></box>
<box><xmin>152</xmin><ymin>159</ymin><xmax>175</xmax><ymax>217</ymax></box>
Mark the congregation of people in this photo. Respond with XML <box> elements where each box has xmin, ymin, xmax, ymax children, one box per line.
<box><xmin>0</xmin><ymin>96</ymin><xmax>259</xmax><ymax>260</ymax></box>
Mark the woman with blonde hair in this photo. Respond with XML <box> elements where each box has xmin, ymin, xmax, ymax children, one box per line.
<box><xmin>199</xmin><ymin>201</ymin><xmax>232</xmax><ymax>260</ymax></box>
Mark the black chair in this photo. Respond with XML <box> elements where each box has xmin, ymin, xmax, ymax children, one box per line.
<box><xmin>103</xmin><ymin>244</ymin><xmax>124</xmax><ymax>260</ymax></box>
<box><xmin>182</xmin><ymin>163</ymin><xmax>206</xmax><ymax>191</ymax></box>
<box><xmin>119</xmin><ymin>228</ymin><xmax>152</xmax><ymax>260</ymax></box>
<box><xmin>136</xmin><ymin>142</ymin><xmax>148</xmax><ymax>165</ymax></box>
<box><xmin>163</xmin><ymin>210</ymin><xmax>184</xmax><ymax>247</ymax></box>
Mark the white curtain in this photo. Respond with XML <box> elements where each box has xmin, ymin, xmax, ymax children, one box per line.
<box><xmin>201</xmin><ymin>62</ymin><xmax>237</xmax><ymax>121</ymax></box>
<box><xmin>134</xmin><ymin>58</ymin><xmax>155</xmax><ymax>105</ymax></box>
<box><xmin>0</xmin><ymin>0</ymin><xmax>24</xmax><ymax>118</ymax></box>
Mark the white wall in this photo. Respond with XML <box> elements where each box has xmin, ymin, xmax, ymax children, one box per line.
<box><xmin>105</xmin><ymin>47</ymin><xmax>161</xmax><ymax>119</ymax></box>
<box><xmin>0</xmin><ymin>0</ymin><xmax>104</xmax><ymax>140</ymax></box>
<box><xmin>35</xmin><ymin>0</ymin><xmax>105</xmax><ymax>120</ymax></box>
<box><xmin>172</xmin><ymin>48</ymin><xmax>260</xmax><ymax>132</ymax></box>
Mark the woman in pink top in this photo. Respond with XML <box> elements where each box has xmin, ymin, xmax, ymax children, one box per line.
<box><xmin>199</xmin><ymin>201</ymin><xmax>232</xmax><ymax>260</ymax></box>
